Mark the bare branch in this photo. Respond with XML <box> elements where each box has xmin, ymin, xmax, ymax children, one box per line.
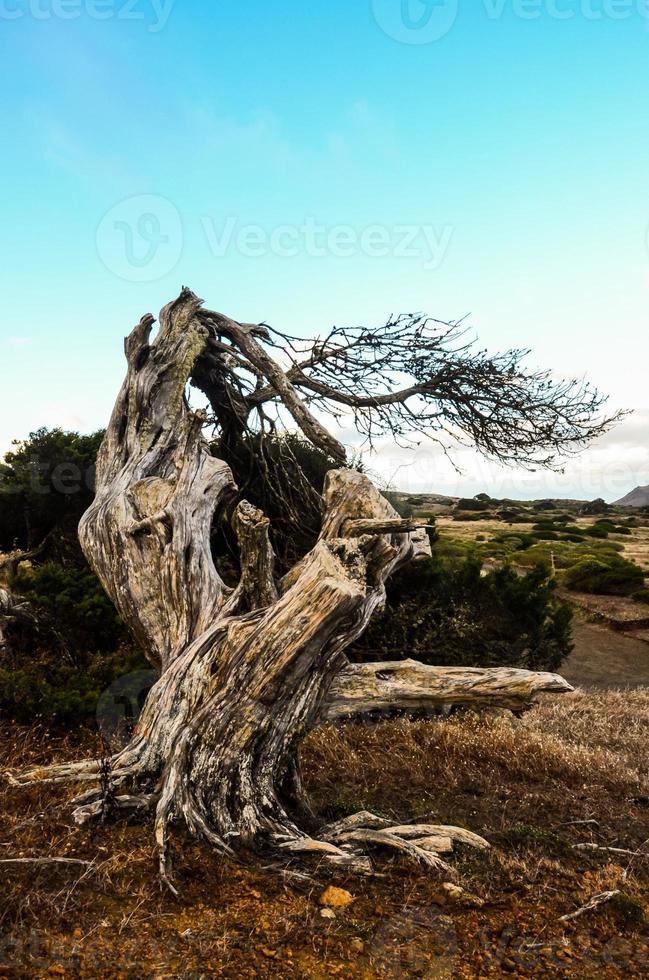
<box><xmin>245</xmin><ymin>314</ymin><xmax>624</xmax><ymax>468</ymax></box>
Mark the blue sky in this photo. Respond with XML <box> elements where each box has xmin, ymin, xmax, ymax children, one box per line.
<box><xmin>1</xmin><ymin>0</ymin><xmax>648</xmax><ymax>499</ymax></box>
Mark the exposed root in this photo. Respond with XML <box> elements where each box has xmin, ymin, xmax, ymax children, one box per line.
<box><xmin>320</xmin><ymin>810</ymin><xmax>391</xmax><ymax>837</ymax></box>
<box><xmin>380</xmin><ymin>824</ymin><xmax>490</xmax><ymax>849</ymax></box>
<box><xmin>72</xmin><ymin>792</ymin><xmax>159</xmax><ymax>826</ymax></box>
<box><xmin>316</xmin><ymin>810</ymin><xmax>490</xmax><ymax>875</ymax></box>
<box><xmin>6</xmin><ymin>738</ymin><xmax>146</xmax><ymax>788</ymax></box>
<box><xmin>332</xmin><ymin>829</ymin><xmax>452</xmax><ymax>872</ymax></box>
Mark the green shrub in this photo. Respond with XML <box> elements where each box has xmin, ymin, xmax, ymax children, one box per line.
<box><xmin>580</xmin><ymin>498</ymin><xmax>610</xmax><ymax>516</ymax></box>
<box><xmin>563</xmin><ymin>555</ymin><xmax>645</xmax><ymax>596</ymax></box>
<box><xmin>0</xmin><ymin>646</ymin><xmax>148</xmax><ymax>727</ymax></box>
<box><xmin>498</xmin><ymin>508</ymin><xmax>537</xmax><ymax>523</ymax></box>
<box><xmin>0</xmin><ymin>428</ymin><xmax>103</xmax><ymax>557</ymax></box>
<box><xmin>491</xmin><ymin>532</ymin><xmax>536</xmax><ymax>552</ymax></box>
<box><xmin>351</xmin><ymin>557</ymin><xmax>572</xmax><ymax>672</ymax></box>
<box><xmin>456</xmin><ymin>498</ymin><xmax>490</xmax><ymax>512</ymax></box>
<box><xmin>11</xmin><ymin>563</ymin><xmax>124</xmax><ymax>656</ymax></box>
<box><xmin>585</xmin><ymin>525</ymin><xmax>609</xmax><ymax>539</ymax></box>
<box><xmin>1</xmin><ymin>564</ymin><xmax>148</xmax><ymax>726</ymax></box>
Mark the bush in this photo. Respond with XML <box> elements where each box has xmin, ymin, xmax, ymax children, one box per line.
<box><xmin>350</xmin><ymin>557</ymin><xmax>572</xmax><ymax>672</ymax></box>
<box><xmin>1</xmin><ymin>564</ymin><xmax>148</xmax><ymax>726</ymax></box>
<box><xmin>0</xmin><ymin>428</ymin><xmax>103</xmax><ymax>558</ymax></box>
<box><xmin>0</xmin><ymin>646</ymin><xmax>148</xmax><ymax>727</ymax></box>
<box><xmin>535</xmin><ymin>500</ymin><xmax>557</xmax><ymax>511</ymax></box>
<box><xmin>11</xmin><ymin>563</ymin><xmax>124</xmax><ymax>657</ymax></box>
<box><xmin>580</xmin><ymin>498</ymin><xmax>610</xmax><ymax>516</ymax></box>
<box><xmin>586</xmin><ymin>525</ymin><xmax>609</xmax><ymax>539</ymax></box>
<box><xmin>563</xmin><ymin>555</ymin><xmax>645</xmax><ymax>596</ymax></box>
<box><xmin>495</xmin><ymin>533</ymin><xmax>536</xmax><ymax>551</ymax></box>
<box><xmin>498</xmin><ymin>510</ymin><xmax>535</xmax><ymax>523</ymax></box>
<box><xmin>456</xmin><ymin>498</ymin><xmax>490</xmax><ymax>512</ymax></box>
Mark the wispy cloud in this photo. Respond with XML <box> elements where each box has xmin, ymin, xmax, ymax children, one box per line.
<box><xmin>359</xmin><ymin>411</ymin><xmax>648</xmax><ymax>503</ymax></box>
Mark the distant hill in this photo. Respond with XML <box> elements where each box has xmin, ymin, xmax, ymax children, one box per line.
<box><xmin>615</xmin><ymin>485</ymin><xmax>649</xmax><ymax>507</ymax></box>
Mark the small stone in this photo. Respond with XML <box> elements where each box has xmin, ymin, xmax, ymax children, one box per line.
<box><xmin>319</xmin><ymin>885</ymin><xmax>354</xmax><ymax>908</ymax></box>
<box><xmin>442</xmin><ymin>882</ymin><xmax>464</xmax><ymax>899</ymax></box>
<box><xmin>320</xmin><ymin>908</ymin><xmax>336</xmax><ymax>919</ymax></box>
<box><xmin>435</xmin><ymin>881</ymin><xmax>484</xmax><ymax>908</ymax></box>
<box><xmin>257</xmin><ymin>946</ymin><xmax>277</xmax><ymax>958</ymax></box>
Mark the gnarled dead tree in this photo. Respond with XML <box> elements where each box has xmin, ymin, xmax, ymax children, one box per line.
<box><xmin>7</xmin><ymin>289</ymin><xmax>619</xmax><ymax>885</ymax></box>
<box><xmin>0</xmin><ymin>544</ymin><xmax>46</xmax><ymax>650</ymax></box>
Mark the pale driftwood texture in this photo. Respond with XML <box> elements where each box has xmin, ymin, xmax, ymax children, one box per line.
<box><xmin>6</xmin><ymin>289</ymin><xmax>575</xmax><ymax>885</ymax></box>
<box><xmin>322</xmin><ymin>661</ymin><xmax>574</xmax><ymax>721</ymax></box>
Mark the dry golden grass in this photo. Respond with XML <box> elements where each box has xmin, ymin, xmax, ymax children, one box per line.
<box><xmin>1</xmin><ymin>693</ymin><xmax>649</xmax><ymax>977</ymax></box>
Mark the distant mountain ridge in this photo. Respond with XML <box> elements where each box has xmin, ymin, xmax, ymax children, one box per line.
<box><xmin>615</xmin><ymin>486</ymin><xmax>649</xmax><ymax>507</ymax></box>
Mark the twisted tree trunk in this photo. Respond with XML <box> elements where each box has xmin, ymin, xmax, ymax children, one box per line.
<box><xmin>7</xmin><ymin>290</ymin><xmax>573</xmax><ymax>883</ymax></box>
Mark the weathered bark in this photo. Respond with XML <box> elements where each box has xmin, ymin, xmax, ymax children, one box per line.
<box><xmin>6</xmin><ymin>289</ymin><xmax>574</xmax><ymax>883</ymax></box>
<box><xmin>322</xmin><ymin>661</ymin><xmax>574</xmax><ymax>721</ymax></box>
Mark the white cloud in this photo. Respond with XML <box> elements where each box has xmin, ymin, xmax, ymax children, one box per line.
<box><xmin>359</xmin><ymin>411</ymin><xmax>648</xmax><ymax>503</ymax></box>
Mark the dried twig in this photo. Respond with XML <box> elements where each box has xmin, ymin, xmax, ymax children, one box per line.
<box><xmin>559</xmin><ymin>890</ymin><xmax>620</xmax><ymax>922</ymax></box>
<box><xmin>573</xmin><ymin>843</ymin><xmax>648</xmax><ymax>858</ymax></box>
<box><xmin>0</xmin><ymin>857</ymin><xmax>93</xmax><ymax>868</ymax></box>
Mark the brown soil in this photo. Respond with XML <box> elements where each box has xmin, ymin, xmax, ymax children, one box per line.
<box><xmin>2</xmin><ymin>691</ymin><xmax>649</xmax><ymax>978</ymax></box>
<box><xmin>562</xmin><ymin>618</ymin><xmax>649</xmax><ymax>690</ymax></box>
<box><xmin>560</xmin><ymin>591</ymin><xmax>649</xmax><ymax>631</ymax></box>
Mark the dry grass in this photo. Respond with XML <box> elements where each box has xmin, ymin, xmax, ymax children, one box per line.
<box><xmin>1</xmin><ymin>693</ymin><xmax>649</xmax><ymax>976</ymax></box>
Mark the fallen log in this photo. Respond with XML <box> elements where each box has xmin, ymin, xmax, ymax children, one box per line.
<box><xmin>321</xmin><ymin>660</ymin><xmax>574</xmax><ymax>721</ymax></box>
